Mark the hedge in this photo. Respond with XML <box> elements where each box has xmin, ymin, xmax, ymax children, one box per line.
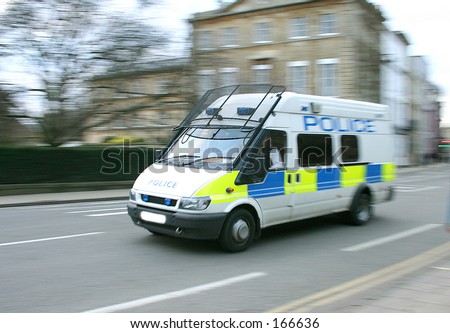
<box><xmin>0</xmin><ymin>146</ymin><xmax>157</xmax><ymax>185</ymax></box>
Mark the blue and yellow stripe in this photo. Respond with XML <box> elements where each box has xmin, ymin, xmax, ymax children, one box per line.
<box><xmin>194</xmin><ymin>163</ymin><xmax>396</xmax><ymax>203</ymax></box>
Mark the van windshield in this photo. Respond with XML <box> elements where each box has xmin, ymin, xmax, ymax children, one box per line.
<box><xmin>160</xmin><ymin>128</ymin><xmax>251</xmax><ymax>169</ymax></box>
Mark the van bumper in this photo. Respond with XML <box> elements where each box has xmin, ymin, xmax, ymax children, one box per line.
<box><xmin>127</xmin><ymin>202</ymin><xmax>227</xmax><ymax>240</ymax></box>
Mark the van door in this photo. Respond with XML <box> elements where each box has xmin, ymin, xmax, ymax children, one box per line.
<box><xmin>236</xmin><ymin>129</ymin><xmax>292</xmax><ymax>226</ymax></box>
<box><xmin>288</xmin><ymin>133</ymin><xmax>340</xmax><ymax>219</ymax></box>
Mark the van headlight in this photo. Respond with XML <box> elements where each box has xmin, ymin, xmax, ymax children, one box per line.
<box><xmin>179</xmin><ymin>197</ymin><xmax>211</xmax><ymax>210</ymax></box>
<box><xmin>129</xmin><ymin>189</ymin><xmax>137</xmax><ymax>202</ymax></box>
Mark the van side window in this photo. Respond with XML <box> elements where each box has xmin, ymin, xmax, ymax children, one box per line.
<box><xmin>341</xmin><ymin>135</ymin><xmax>359</xmax><ymax>163</ymax></box>
<box><xmin>261</xmin><ymin>130</ymin><xmax>287</xmax><ymax>170</ymax></box>
<box><xmin>297</xmin><ymin>134</ymin><xmax>332</xmax><ymax>167</ymax></box>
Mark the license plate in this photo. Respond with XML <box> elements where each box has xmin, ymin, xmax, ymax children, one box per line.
<box><xmin>140</xmin><ymin>211</ymin><xmax>166</xmax><ymax>224</ymax></box>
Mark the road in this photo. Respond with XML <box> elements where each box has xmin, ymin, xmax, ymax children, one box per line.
<box><xmin>0</xmin><ymin>165</ymin><xmax>449</xmax><ymax>313</ymax></box>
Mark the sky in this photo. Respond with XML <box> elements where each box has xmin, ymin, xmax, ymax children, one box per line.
<box><xmin>162</xmin><ymin>0</ymin><xmax>450</xmax><ymax>125</ymax></box>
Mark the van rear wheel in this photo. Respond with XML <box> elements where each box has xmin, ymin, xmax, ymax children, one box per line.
<box><xmin>219</xmin><ymin>209</ymin><xmax>255</xmax><ymax>252</ymax></box>
<box><xmin>347</xmin><ymin>192</ymin><xmax>372</xmax><ymax>226</ymax></box>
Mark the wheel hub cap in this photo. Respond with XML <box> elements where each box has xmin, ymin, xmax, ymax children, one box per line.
<box><xmin>232</xmin><ymin>219</ymin><xmax>249</xmax><ymax>242</ymax></box>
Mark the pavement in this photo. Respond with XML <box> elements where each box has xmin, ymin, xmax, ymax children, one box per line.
<box><xmin>341</xmin><ymin>257</ymin><xmax>450</xmax><ymax>313</ymax></box>
<box><xmin>0</xmin><ymin>163</ymin><xmax>449</xmax><ymax>313</ymax></box>
<box><xmin>0</xmin><ymin>188</ymin><xmax>129</xmax><ymax>208</ymax></box>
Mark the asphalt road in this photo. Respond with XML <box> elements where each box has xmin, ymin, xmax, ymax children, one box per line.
<box><xmin>0</xmin><ymin>165</ymin><xmax>449</xmax><ymax>313</ymax></box>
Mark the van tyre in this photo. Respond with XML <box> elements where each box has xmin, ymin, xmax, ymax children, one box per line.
<box><xmin>347</xmin><ymin>192</ymin><xmax>372</xmax><ymax>226</ymax></box>
<box><xmin>219</xmin><ymin>209</ymin><xmax>255</xmax><ymax>252</ymax></box>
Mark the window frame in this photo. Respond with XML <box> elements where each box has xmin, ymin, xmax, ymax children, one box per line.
<box><xmin>254</xmin><ymin>21</ymin><xmax>272</xmax><ymax>44</ymax></box>
<box><xmin>317</xmin><ymin>58</ymin><xmax>339</xmax><ymax>97</ymax></box>
<box><xmin>319</xmin><ymin>13</ymin><xmax>338</xmax><ymax>36</ymax></box>
<box><xmin>289</xmin><ymin>17</ymin><xmax>309</xmax><ymax>39</ymax></box>
<box><xmin>219</xmin><ymin>68</ymin><xmax>239</xmax><ymax>86</ymax></box>
<box><xmin>221</xmin><ymin>27</ymin><xmax>238</xmax><ymax>47</ymax></box>
<box><xmin>197</xmin><ymin>30</ymin><xmax>214</xmax><ymax>50</ymax></box>
<box><xmin>288</xmin><ymin>61</ymin><xmax>309</xmax><ymax>94</ymax></box>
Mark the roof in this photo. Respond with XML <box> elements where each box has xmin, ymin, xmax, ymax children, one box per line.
<box><xmin>189</xmin><ymin>0</ymin><xmax>384</xmax><ymax>22</ymax></box>
<box><xmin>92</xmin><ymin>57</ymin><xmax>191</xmax><ymax>81</ymax></box>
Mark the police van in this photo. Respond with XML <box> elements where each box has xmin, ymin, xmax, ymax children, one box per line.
<box><xmin>127</xmin><ymin>84</ymin><xmax>395</xmax><ymax>252</ymax></box>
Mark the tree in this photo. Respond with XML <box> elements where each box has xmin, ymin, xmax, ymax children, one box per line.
<box><xmin>0</xmin><ymin>0</ymin><xmax>168</xmax><ymax>146</ymax></box>
<box><xmin>0</xmin><ymin>86</ymin><xmax>18</xmax><ymax>144</ymax></box>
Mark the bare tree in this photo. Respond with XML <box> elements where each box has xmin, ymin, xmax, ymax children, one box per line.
<box><xmin>0</xmin><ymin>0</ymin><xmax>168</xmax><ymax>146</ymax></box>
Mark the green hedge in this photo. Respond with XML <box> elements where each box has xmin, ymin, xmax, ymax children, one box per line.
<box><xmin>0</xmin><ymin>146</ymin><xmax>156</xmax><ymax>184</ymax></box>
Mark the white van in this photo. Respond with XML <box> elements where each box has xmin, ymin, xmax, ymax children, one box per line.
<box><xmin>127</xmin><ymin>84</ymin><xmax>395</xmax><ymax>252</ymax></box>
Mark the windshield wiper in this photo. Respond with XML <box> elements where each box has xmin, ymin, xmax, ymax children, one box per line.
<box><xmin>157</xmin><ymin>155</ymin><xmax>200</xmax><ymax>165</ymax></box>
<box><xmin>181</xmin><ymin>156</ymin><xmax>234</xmax><ymax>166</ymax></box>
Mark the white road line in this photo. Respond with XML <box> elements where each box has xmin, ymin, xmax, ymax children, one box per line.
<box><xmin>67</xmin><ymin>207</ymin><xmax>126</xmax><ymax>214</ymax></box>
<box><xmin>0</xmin><ymin>232</ymin><xmax>105</xmax><ymax>248</ymax></box>
<box><xmin>85</xmin><ymin>272</ymin><xmax>267</xmax><ymax>313</ymax></box>
<box><xmin>395</xmin><ymin>185</ymin><xmax>440</xmax><ymax>193</ymax></box>
<box><xmin>16</xmin><ymin>201</ymin><xmax>128</xmax><ymax>211</ymax></box>
<box><xmin>397</xmin><ymin>174</ymin><xmax>448</xmax><ymax>183</ymax></box>
<box><xmin>341</xmin><ymin>224</ymin><xmax>442</xmax><ymax>252</ymax></box>
<box><xmin>87</xmin><ymin>212</ymin><xmax>128</xmax><ymax>217</ymax></box>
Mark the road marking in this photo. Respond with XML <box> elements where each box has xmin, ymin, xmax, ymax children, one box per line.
<box><xmin>67</xmin><ymin>207</ymin><xmax>126</xmax><ymax>214</ymax></box>
<box><xmin>397</xmin><ymin>174</ymin><xmax>448</xmax><ymax>183</ymax></box>
<box><xmin>0</xmin><ymin>232</ymin><xmax>105</xmax><ymax>248</ymax></box>
<box><xmin>15</xmin><ymin>201</ymin><xmax>128</xmax><ymax>211</ymax></box>
<box><xmin>395</xmin><ymin>185</ymin><xmax>440</xmax><ymax>193</ymax></box>
<box><xmin>85</xmin><ymin>272</ymin><xmax>267</xmax><ymax>313</ymax></box>
<box><xmin>341</xmin><ymin>224</ymin><xmax>441</xmax><ymax>252</ymax></box>
<box><xmin>431</xmin><ymin>266</ymin><xmax>450</xmax><ymax>271</ymax></box>
<box><xmin>269</xmin><ymin>240</ymin><xmax>450</xmax><ymax>313</ymax></box>
<box><xmin>87</xmin><ymin>212</ymin><xmax>128</xmax><ymax>217</ymax></box>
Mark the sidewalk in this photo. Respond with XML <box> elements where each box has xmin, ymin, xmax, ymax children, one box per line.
<box><xmin>347</xmin><ymin>258</ymin><xmax>450</xmax><ymax>313</ymax></box>
<box><xmin>0</xmin><ymin>188</ymin><xmax>129</xmax><ymax>208</ymax></box>
<box><xmin>316</xmin><ymin>253</ymin><xmax>450</xmax><ymax>313</ymax></box>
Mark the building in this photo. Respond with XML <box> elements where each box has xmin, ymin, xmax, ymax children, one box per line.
<box><xmin>189</xmin><ymin>0</ymin><xmax>385</xmax><ymax>103</ymax></box>
<box><xmin>410</xmin><ymin>56</ymin><xmax>441</xmax><ymax>164</ymax></box>
<box><xmin>84</xmin><ymin>58</ymin><xmax>194</xmax><ymax>145</ymax></box>
<box><xmin>380</xmin><ymin>30</ymin><xmax>412</xmax><ymax>166</ymax></box>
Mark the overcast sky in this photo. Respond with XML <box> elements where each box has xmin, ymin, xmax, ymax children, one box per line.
<box><xmin>371</xmin><ymin>0</ymin><xmax>450</xmax><ymax>124</ymax></box>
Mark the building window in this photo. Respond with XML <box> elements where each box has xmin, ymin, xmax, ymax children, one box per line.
<box><xmin>288</xmin><ymin>61</ymin><xmax>309</xmax><ymax>93</ymax></box>
<box><xmin>198</xmin><ymin>70</ymin><xmax>215</xmax><ymax>95</ymax></box>
<box><xmin>317</xmin><ymin>59</ymin><xmax>339</xmax><ymax>96</ymax></box>
<box><xmin>221</xmin><ymin>27</ymin><xmax>238</xmax><ymax>47</ymax></box>
<box><xmin>219</xmin><ymin>68</ymin><xmax>239</xmax><ymax>86</ymax></box>
<box><xmin>252</xmin><ymin>64</ymin><xmax>272</xmax><ymax>84</ymax></box>
<box><xmin>254</xmin><ymin>22</ymin><xmax>272</xmax><ymax>43</ymax></box>
<box><xmin>319</xmin><ymin>13</ymin><xmax>338</xmax><ymax>35</ymax></box>
<box><xmin>290</xmin><ymin>17</ymin><xmax>309</xmax><ymax>39</ymax></box>
<box><xmin>198</xmin><ymin>30</ymin><xmax>214</xmax><ymax>50</ymax></box>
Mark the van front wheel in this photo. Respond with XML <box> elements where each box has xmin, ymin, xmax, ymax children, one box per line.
<box><xmin>219</xmin><ymin>209</ymin><xmax>255</xmax><ymax>252</ymax></box>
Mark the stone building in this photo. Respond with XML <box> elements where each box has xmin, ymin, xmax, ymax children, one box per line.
<box><xmin>84</xmin><ymin>58</ymin><xmax>193</xmax><ymax>145</ymax></box>
<box><xmin>189</xmin><ymin>0</ymin><xmax>385</xmax><ymax>103</ymax></box>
